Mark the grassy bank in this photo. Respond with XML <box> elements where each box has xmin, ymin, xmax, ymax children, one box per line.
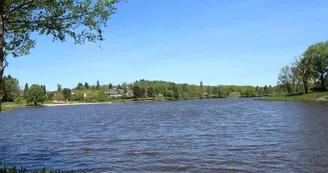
<box><xmin>2</xmin><ymin>102</ymin><xmax>44</xmax><ymax>113</ymax></box>
<box><xmin>2</xmin><ymin>102</ymin><xmax>25</xmax><ymax>113</ymax></box>
<box><xmin>259</xmin><ymin>92</ymin><xmax>328</xmax><ymax>101</ymax></box>
<box><xmin>0</xmin><ymin>162</ymin><xmax>75</xmax><ymax>173</ymax></box>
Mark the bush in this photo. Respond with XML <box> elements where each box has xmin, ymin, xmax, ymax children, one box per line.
<box><xmin>14</xmin><ymin>97</ymin><xmax>24</xmax><ymax>105</ymax></box>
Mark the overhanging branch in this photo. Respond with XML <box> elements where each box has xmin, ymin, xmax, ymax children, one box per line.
<box><xmin>4</xmin><ymin>0</ymin><xmax>34</xmax><ymax>19</ymax></box>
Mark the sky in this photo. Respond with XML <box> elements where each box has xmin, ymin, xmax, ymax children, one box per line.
<box><xmin>5</xmin><ymin>0</ymin><xmax>328</xmax><ymax>91</ymax></box>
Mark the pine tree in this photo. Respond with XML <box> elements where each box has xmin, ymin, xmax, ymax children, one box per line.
<box><xmin>84</xmin><ymin>82</ymin><xmax>90</xmax><ymax>89</ymax></box>
<box><xmin>24</xmin><ymin>83</ymin><xmax>29</xmax><ymax>98</ymax></box>
<box><xmin>96</xmin><ymin>80</ymin><xmax>100</xmax><ymax>90</ymax></box>
<box><xmin>43</xmin><ymin>85</ymin><xmax>47</xmax><ymax>95</ymax></box>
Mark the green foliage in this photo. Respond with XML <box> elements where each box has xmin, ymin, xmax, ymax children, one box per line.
<box><xmin>278</xmin><ymin>41</ymin><xmax>328</xmax><ymax>94</ymax></box>
<box><xmin>57</xmin><ymin>84</ymin><xmax>62</xmax><ymax>92</ymax></box>
<box><xmin>0</xmin><ymin>161</ymin><xmax>75</xmax><ymax>173</ymax></box>
<box><xmin>96</xmin><ymin>80</ymin><xmax>100</xmax><ymax>90</ymax></box>
<box><xmin>2</xmin><ymin>0</ymin><xmax>123</xmax><ymax>58</ymax></box>
<box><xmin>147</xmin><ymin>87</ymin><xmax>155</xmax><ymax>98</ymax></box>
<box><xmin>133</xmin><ymin>85</ymin><xmax>143</xmax><ymax>98</ymax></box>
<box><xmin>277</xmin><ymin>65</ymin><xmax>293</xmax><ymax>94</ymax></box>
<box><xmin>108</xmin><ymin>83</ymin><xmax>113</xmax><ymax>89</ymax></box>
<box><xmin>84</xmin><ymin>82</ymin><xmax>89</xmax><ymax>89</ymax></box>
<box><xmin>86</xmin><ymin>91</ymin><xmax>96</xmax><ymax>102</ymax></box>
<box><xmin>76</xmin><ymin>83</ymin><xmax>84</xmax><ymax>90</ymax></box>
<box><xmin>263</xmin><ymin>92</ymin><xmax>328</xmax><ymax>101</ymax></box>
<box><xmin>14</xmin><ymin>97</ymin><xmax>23</xmax><ymax>105</ymax></box>
<box><xmin>97</xmin><ymin>88</ymin><xmax>108</xmax><ymax>102</ymax></box>
<box><xmin>62</xmin><ymin>88</ymin><xmax>71</xmax><ymax>100</ymax></box>
<box><xmin>240</xmin><ymin>86</ymin><xmax>256</xmax><ymax>97</ymax></box>
<box><xmin>263</xmin><ymin>85</ymin><xmax>269</xmax><ymax>95</ymax></box>
<box><xmin>47</xmin><ymin>91</ymin><xmax>55</xmax><ymax>100</ymax></box>
<box><xmin>24</xmin><ymin>83</ymin><xmax>29</xmax><ymax>98</ymax></box>
<box><xmin>305</xmin><ymin>42</ymin><xmax>328</xmax><ymax>89</ymax></box>
<box><xmin>26</xmin><ymin>84</ymin><xmax>46</xmax><ymax>105</ymax></box>
<box><xmin>43</xmin><ymin>85</ymin><xmax>47</xmax><ymax>95</ymax></box>
<box><xmin>72</xmin><ymin>90</ymin><xmax>85</xmax><ymax>102</ymax></box>
<box><xmin>54</xmin><ymin>92</ymin><xmax>65</xmax><ymax>101</ymax></box>
<box><xmin>1</xmin><ymin>75</ymin><xmax>20</xmax><ymax>102</ymax></box>
<box><xmin>292</xmin><ymin>55</ymin><xmax>313</xmax><ymax>93</ymax></box>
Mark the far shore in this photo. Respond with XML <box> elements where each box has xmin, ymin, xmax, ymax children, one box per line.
<box><xmin>43</xmin><ymin>102</ymin><xmax>112</xmax><ymax>107</ymax></box>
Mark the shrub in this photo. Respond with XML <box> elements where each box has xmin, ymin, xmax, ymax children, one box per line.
<box><xmin>14</xmin><ymin>97</ymin><xmax>24</xmax><ymax>105</ymax></box>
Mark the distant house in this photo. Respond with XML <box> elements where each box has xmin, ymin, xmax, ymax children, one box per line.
<box><xmin>71</xmin><ymin>89</ymin><xmax>87</xmax><ymax>97</ymax></box>
<box><xmin>108</xmin><ymin>88</ymin><xmax>122</xmax><ymax>97</ymax></box>
<box><xmin>231</xmin><ymin>92</ymin><xmax>240</xmax><ymax>95</ymax></box>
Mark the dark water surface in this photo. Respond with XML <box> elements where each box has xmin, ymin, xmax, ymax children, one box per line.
<box><xmin>1</xmin><ymin>98</ymin><xmax>328</xmax><ymax>172</ymax></box>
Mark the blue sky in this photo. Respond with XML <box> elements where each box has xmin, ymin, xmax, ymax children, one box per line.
<box><xmin>6</xmin><ymin>0</ymin><xmax>328</xmax><ymax>91</ymax></box>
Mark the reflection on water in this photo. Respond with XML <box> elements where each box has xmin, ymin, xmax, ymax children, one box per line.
<box><xmin>1</xmin><ymin>98</ymin><xmax>328</xmax><ymax>172</ymax></box>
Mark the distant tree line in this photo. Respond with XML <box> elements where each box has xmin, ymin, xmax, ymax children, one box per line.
<box><xmin>1</xmin><ymin>77</ymin><xmax>281</xmax><ymax>105</ymax></box>
<box><xmin>130</xmin><ymin>80</ymin><xmax>276</xmax><ymax>100</ymax></box>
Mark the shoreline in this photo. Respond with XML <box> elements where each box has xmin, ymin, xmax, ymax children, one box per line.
<box><xmin>257</xmin><ymin>92</ymin><xmax>328</xmax><ymax>102</ymax></box>
<box><xmin>43</xmin><ymin>102</ymin><xmax>112</xmax><ymax>107</ymax></box>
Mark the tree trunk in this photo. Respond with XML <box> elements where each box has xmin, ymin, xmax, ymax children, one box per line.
<box><xmin>320</xmin><ymin>74</ymin><xmax>325</xmax><ymax>91</ymax></box>
<box><xmin>303</xmin><ymin>80</ymin><xmax>308</xmax><ymax>94</ymax></box>
<box><xmin>34</xmin><ymin>101</ymin><xmax>37</xmax><ymax>106</ymax></box>
<box><xmin>0</xmin><ymin>3</ymin><xmax>4</xmax><ymax>113</ymax></box>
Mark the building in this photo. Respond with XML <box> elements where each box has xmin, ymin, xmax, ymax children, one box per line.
<box><xmin>71</xmin><ymin>89</ymin><xmax>88</xmax><ymax>97</ymax></box>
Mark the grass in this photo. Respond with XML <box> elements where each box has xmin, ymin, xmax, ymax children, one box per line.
<box><xmin>1</xmin><ymin>101</ymin><xmax>46</xmax><ymax>113</ymax></box>
<box><xmin>0</xmin><ymin>162</ymin><xmax>75</xmax><ymax>173</ymax></box>
<box><xmin>1</xmin><ymin>102</ymin><xmax>25</xmax><ymax>113</ymax></box>
<box><xmin>259</xmin><ymin>92</ymin><xmax>328</xmax><ymax>101</ymax></box>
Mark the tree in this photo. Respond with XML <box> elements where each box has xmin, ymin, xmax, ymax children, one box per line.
<box><xmin>240</xmin><ymin>86</ymin><xmax>256</xmax><ymax>97</ymax></box>
<box><xmin>277</xmin><ymin>65</ymin><xmax>293</xmax><ymax>94</ymax></box>
<box><xmin>268</xmin><ymin>85</ymin><xmax>273</xmax><ymax>94</ymax></box>
<box><xmin>133</xmin><ymin>85</ymin><xmax>141</xmax><ymax>98</ymax></box>
<box><xmin>42</xmin><ymin>85</ymin><xmax>46</xmax><ymax>95</ymax></box>
<box><xmin>206</xmin><ymin>86</ymin><xmax>212</xmax><ymax>97</ymax></box>
<box><xmin>147</xmin><ymin>87</ymin><xmax>155</xmax><ymax>99</ymax></box>
<box><xmin>97</xmin><ymin>88</ymin><xmax>108</xmax><ymax>102</ymax></box>
<box><xmin>84</xmin><ymin>82</ymin><xmax>90</xmax><ymax>89</ymax></box>
<box><xmin>1</xmin><ymin>75</ymin><xmax>20</xmax><ymax>101</ymax></box>
<box><xmin>76</xmin><ymin>83</ymin><xmax>84</xmax><ymax>90</ymax></box>
<box><xmin>291</xmin><ymin>66</ymin><xmax>301</xmax><ymax>93</ymax></box>
<box><xmin>86</xmin><ymin>90</ymin><xmax>96</xmax><ymax>102</ymax></box>
<box><xmin>173</xmin><ymin>86</ymin><xmax>182</xmax><ymax>100</ymax></box>
<box><xmin>96</xmin><ymin>80</ymin><xmax>100</xmax><ymax>90</ymax></box>
<box><xmin>75</xmin><ymin>90</ymin><xmax>85</xmax><ymax>102</ymax></box>
<box><xmin>255</xmin><ymin>86</ymin><xmax>260</xmax><ymax>96</ymax></box>
<box><xmin>108</xmin><ymin>83</ymin><xmax>113</xmax><ymax>89</ymax></box>
<box><xmin>263</xmin><ymin>85</ymin><xmax>268</xmax><ymax>95</ymax></box>
<box><xmin>292</xmin><ymin>55</ymin><xmax>313</xmax><ymax>93</ymax></box>
<box><xmin>62</xmin><ymin>88</ymin><xmax>71</xmax><ymax>101</ymax></box>
<box><xmin>54</xmin><ymin>92</ymin><xmax>65</xmax><ymax>101</ymax></box>
<box><xmin>140</xmin><ymin>88</ymin><xmax>146</xmax><ymax>98</ymax></box>
<box><xmin>26</xmin><ymin>84</ymin><xmax>45</xmax><ymax>105</ymax></box>
<box><xmin>24</xmin><ymin>83</ymin><xmax>29</xmax><ymax>98</ymax></box>
<box><xmin>57</xmin><ymin>84</ymin><xmax>62</xmax><ymax>92</ymax></box>
<box><xmin>47</xmin><ymin>91</ymin><xmax>55</xmax><ymax>100</ymax></box>
<box><xmin>305</xmin><ymin>42</ymin><xmax>328</xmax><ymax>90</ymax></box>
<box><xmin>0</xmin><ymin>0</ymin><xmax>123</xmax><ymax>112</ymax></box>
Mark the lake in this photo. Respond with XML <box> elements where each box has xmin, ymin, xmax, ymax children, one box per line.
<box><xmin>1</xmin><ymin>98</ymin><xmax>328</xmax><ymax>172</ymax></box>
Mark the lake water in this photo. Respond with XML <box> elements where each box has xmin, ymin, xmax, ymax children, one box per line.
<box><xmin>1</xmin><ymin>98</ymin><xmax>328</xmax><ymax>172</ymax></box>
